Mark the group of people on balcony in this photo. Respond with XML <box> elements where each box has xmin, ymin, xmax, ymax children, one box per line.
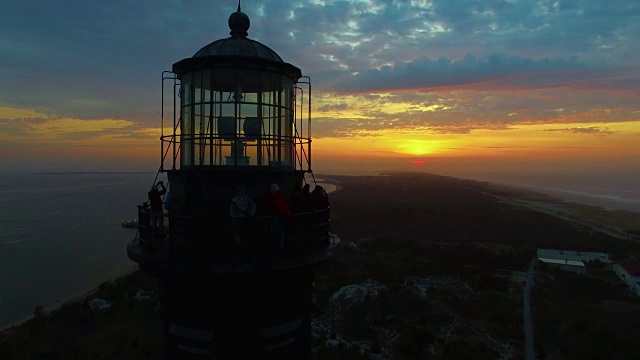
<box><xmin>290</xmin><ymin>184</ymin><xmax>330</xmax><ymax>213</ymax></box>
<box><xmin>229</xmin><ymin>183</ymin><xmax>330</xmax><ymax>250</ymax></box>
<box><xmin>142</xmin><ymin>180</ymin><xmax>329</xmax><ymax>252</ymax></box>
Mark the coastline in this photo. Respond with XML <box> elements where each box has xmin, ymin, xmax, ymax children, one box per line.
<box><xmin>501</xmin><ymin>182</ymin><xmax>640</xmax><ymax>213</ymax></box>
<box><xmin>473</xmin><ymin>182</ymin><xmax>640</xmax><ymax>243</ymax></box>
<box><xmin>0</xmin><ymin>262</ymin><xmax>138</xmax><ymax>333</ymax></box>
<box><xmin>0</xmin><ymin>181</ymin><xmax>341</xmax><ymax>334</ymax></box>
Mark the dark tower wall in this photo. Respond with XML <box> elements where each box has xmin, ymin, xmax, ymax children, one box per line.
<box><xmin>159</xmin><ymin>267</ymin><xmax>315</xmax><ymax>358</ymax></box>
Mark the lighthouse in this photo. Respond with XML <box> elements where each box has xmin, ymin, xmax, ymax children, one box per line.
<box><xmin>127</xmin><ymin>4</ymin><xmax>337</xmax><ymax>358</ymax></box>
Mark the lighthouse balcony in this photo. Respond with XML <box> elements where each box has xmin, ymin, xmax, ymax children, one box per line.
<box><xmin>128</xmin><ymin>206</ymin><xmax>336</xmax><ymax>275</ymax></box>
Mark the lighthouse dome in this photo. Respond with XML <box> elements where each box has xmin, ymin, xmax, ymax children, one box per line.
<box><xmin>192</xmin><ymin>7</ymin><xmax>284</xmax><ymax>63</ymax></box>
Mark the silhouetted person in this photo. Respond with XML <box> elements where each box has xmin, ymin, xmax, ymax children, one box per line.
<box><xmin>163</xmin><ymin>189</ymin><xmax>173</xmax><ymax>212</ymax></box>
<box><xmin>266</xmin><ymin>183</ymin><xmax>290</xmax><ymax>249</ymax></box>
<box><xmin>301</xmin><ymin>183</ymin><xmax>314</xmax><ymax>212</ymax></box>
<box><xmin>229</xmin><ymin>186</ymin><xmax>256</xmax><ymax>247</ymax></box>
<box><xmin>148</xmin><ymin>181</ymin><xmax>166</xmax><ymax>230</ymax></box>
<box><xmin>290</xmin><ymin>184</ymin><xmax>303</xmax><ymax>213</ymax></box>
<box><xmin>311</xmin><ymin>185</ymin><xmax>329</xmax><ymax>209</ymax></box>
<box><xmin>311</xmin><ymin>185</ymin><xmax>330</xmax><ymax>241</ymax></box>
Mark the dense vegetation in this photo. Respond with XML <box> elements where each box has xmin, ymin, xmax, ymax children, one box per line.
<box><xmin>533</xmin><ymin>266</ymin><xmax>640</xmax><ymax>359</ymax></box>
<box><xmin>0</xmin><ymin>272</ymin><xmax>161</xmax><ymax>359</ymax></box>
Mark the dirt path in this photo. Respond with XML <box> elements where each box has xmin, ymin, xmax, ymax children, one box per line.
<box><xmin>523</xmin><ymin>259</ymin><xmax>536</xmax><ymax>360</ymax></box>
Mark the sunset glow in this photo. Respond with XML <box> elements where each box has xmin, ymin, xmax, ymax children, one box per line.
<box><xmin>0</xmin><ymin>1</ymin><xmax>638</xmax><ymax>181</ymax></box>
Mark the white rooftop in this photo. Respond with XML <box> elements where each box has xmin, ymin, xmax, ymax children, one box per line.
<box><xmin>537</xmin><ymin>249</ymin><xmax>610</xmax><ymax>264</ymax></box>
<box><xmin>539</xmin><ymin>258</ymin><xmax>585</xmax><ymax>267</ymax></box>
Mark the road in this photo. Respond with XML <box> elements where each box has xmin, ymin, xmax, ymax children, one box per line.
<box><xmin>523</xmin><ymin>259</ymin><xmax>536</xmax><ymax>360</ymax></box>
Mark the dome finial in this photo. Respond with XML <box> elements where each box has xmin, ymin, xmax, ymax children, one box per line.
<box><xmin>229</xmin><ymin>1</ymin><xmax>250</xmax><ymax>38</ymax></box>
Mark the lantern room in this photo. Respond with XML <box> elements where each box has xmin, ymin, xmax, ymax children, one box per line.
<box><xmin>163</xmin><ymin>5</ymin><xmax>311</xmax><ymax>172</ymax></box>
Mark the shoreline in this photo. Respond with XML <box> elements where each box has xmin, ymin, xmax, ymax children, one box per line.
<box><xmin>472</xmin><ymin>182</ymin><xmax>640</xmax><ymax>242</ymax></box>
<box><xmin>1</xmin><ymin>181</ymin><xmax>341</xmax><ymax>334</ymax></box>
<box><xmin>0</xmin><ymin>262</ymin><xmax>138</xmax><ymax>333</ymax></box>
<box><xmin>476</xmin><ymin>180</ymin><xmax>640</xmax><ymax>213</ymax></box>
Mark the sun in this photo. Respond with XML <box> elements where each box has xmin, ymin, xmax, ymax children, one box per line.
<box><xmin>395</xmin><ymin>140</ymin><xmax>441</xmax><ymax>156</ymax></box>
<box><xmin>412</xmin><ymin>147</ymin><xmax>429</xmax><ymax>155</ymax></box>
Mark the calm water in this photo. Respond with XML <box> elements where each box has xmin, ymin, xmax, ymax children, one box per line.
<box><xmin>462</xmin><ymin>172</ymin><xmax>640</xmax><ymax>213</ymax></box>
<box><xmin>511</xmin><ymin>184</ymin><xmax>640</xmax><ymax>213</ymax></box>
<box><xmin>0</xmin><ymin>173</ymin><xmax>153</xmax><ymax>327</ymax></box>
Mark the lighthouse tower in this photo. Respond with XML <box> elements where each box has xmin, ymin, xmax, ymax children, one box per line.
<box><xmin>127</xmin><ymin>5</ymin><xmax>336</xmax><ymax>359</ymax></box>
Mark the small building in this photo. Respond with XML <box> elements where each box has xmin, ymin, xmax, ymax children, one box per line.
<box><xmin>537</xmin><ymin>249</ymin><xmax>586</xmax><ymax>273</ymax></box>
<box><xmin>613</xmin><ymin>259</ymin><xmax>640</xmax><ymax>296</ymax></box>
<box><xmin>538</xmin><ymin>257</ymin><xmax>586</xmax><ymax>273</ymax></box>
<box><xmin>538</xmin><ymin>248</ymin><xmax>610</xmax><ymax>263</ymax></box>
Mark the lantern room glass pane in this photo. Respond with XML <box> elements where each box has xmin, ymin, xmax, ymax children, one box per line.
<box><xmin>178</xmin><ymin>69</ymin><xmax>297</xmax><ymax>169</ymax></box>
<box><xmin>180</xmin><ymin>72</ymin><xmax>193</xmax><ymax>167</ymax></box>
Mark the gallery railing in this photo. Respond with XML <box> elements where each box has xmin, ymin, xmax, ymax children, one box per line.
<box><xmin>134</xmin><ymin>205</ymin><xmax>331</xmax><ymax>262</ymax></box>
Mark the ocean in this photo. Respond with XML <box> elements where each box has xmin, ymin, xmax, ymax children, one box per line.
<box><xmin>507</xmin><ymin>183</ymin><xmax>640</xmax><ymax>213</ymax></box>
<box><xmin>0</xmin><ymin>173</ymin><xmax>153</xmax><ymax>328</ymax></box>
<box><xmin>478</xmin><ymin>173</ymin><xmax>640</xmax><ymax>213</ymax></box>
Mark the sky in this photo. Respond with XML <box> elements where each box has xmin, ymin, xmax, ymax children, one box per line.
<box><xmin>0</xmin><ymin>0</ymin><xmax>639</xmax><ymax>188</ymax></box>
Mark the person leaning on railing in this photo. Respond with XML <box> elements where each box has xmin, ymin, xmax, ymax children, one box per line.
<box><xmin>229</xmin><ymin>186</ymin><xmax>256</xmax><ymax>248</ymax></box>
<box><xmin>301</xmin><ymin>184</ymin><xmax>314</xmax><ymax>212</ymax></box>
<box><xmin>266</xmin><ymin>183</ymin><xmax>290</xmax><ymax>250</ymax></box>
<box><xmin>310</xmin><ymin>185</ymin><xmax>330</xmax><ymax>242</ymax></box>
<box><xmin>289</xmin><ymin>183</ymin><xmax>303</xmax><ymax>213</ymax></box>
<box><xmin>148</xmin><ymin>181</ymin><xmax>167</xmax><ymax>229</ymax></box>
<box><xmin>311</xmin><ymin>185</ymin><xmax>329</xmax><ymax>210</ymax></box>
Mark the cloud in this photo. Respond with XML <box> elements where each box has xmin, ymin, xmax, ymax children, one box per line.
<box><xmin>0</xmin><ymin>0</ymin><xmax>639</xmax><ymax>144</ymax></box>
<box><xmin>323</xmin><ymin>54</ymin><xmax>602</xmax><ymax>92</ymax></box>
<box><xmin>1</xmin><ymin>1</ymin><xmax>638</xmax><ymax>104</ymax></box>
<box><xmin>0</xmin><ymin>106</ymin><xmax>50</xmax><ymax>120</ymax></box>
<box><xmin>542</xmin><ymin>126</ymin><xmax>614</xmax><ymax>135</ymax></box>
<box><xmin>317</xmin><ymin>102</ymin><xmax>351</xmax><ymax>112</ymax></box>
<box><xmin>0</xmin><ymin>105</ymin><xmax>156</xmax><ymax>143</ymax></box>
<box><xmin>308</xmin><ymin>85</ymin><xmax>639</xmax><ymax>138</ymax></box>
<box><xmin>543</xmin><ymin>146</ymin><xmax>609</xmax><ymax>149</ymax></box>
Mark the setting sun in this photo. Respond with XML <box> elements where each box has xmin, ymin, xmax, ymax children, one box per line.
<box><xmin>396</xmin><ymin>140</ymin><xmax>438</xmax><ymax>155</ymax></box>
